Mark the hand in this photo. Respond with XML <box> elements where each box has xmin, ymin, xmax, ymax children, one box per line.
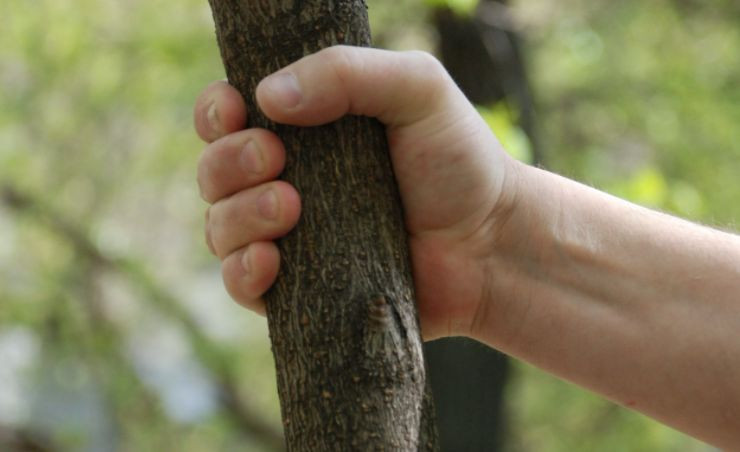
<box><xmin>194</xmin><ymin>46</ymin><xmax>520</xmax><ymax>340</ymax></box>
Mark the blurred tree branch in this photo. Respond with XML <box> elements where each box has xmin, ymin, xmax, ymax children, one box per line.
<box><xmin>435</xmin><ymin>0</ymin><xmax>543</xmax><ymax>166</ymax></box>
<box><xmin>0</xmin><ymin>425</ymin><xmax>56</xmax><ymax>452</ymax></box>
<box><xmin>1</xmin><ymin>183</ymin><xmax>285</xmax><ymax>451</ymax></box>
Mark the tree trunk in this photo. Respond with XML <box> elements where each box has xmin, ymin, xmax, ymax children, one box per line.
<box><xmin>426</xmin><ymin>2</ymin><xmax>542</xmax><ymax>450</ymax></box>
<box><xmin>435</xmin><ymin>0</ymin><xmax>542</xmax><ymax>164</ymax></box>
<box><xmin>424</xmin><ymin>338</ymin><xmax>508</xmax><ymax>451</ymax></box>
<box><xmin>207</xmin><ymin>1</ymin><xmax>439</xmax><ymax>450</ymax></box>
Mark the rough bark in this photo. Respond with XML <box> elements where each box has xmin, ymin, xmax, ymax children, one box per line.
<box><xmin>207</xmin><ymin>1</ymin><xmax>439</xmax><ymax>450</ymax></box>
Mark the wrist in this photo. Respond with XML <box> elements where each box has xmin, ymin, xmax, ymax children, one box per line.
<box><xmin>468</xmin><ymin>161</ymin><xmax>555</xmax><ymax>347</ymax></box>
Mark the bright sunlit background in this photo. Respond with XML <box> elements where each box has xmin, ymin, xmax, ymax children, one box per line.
<box><xmin>2</xmin><ymin>0</ymin><xmax>738</xmax><ymax>450</ymax></box>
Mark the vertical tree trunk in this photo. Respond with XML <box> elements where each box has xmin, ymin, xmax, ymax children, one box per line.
<box><xmin>427</xmin><ymin>1</ymin><xmax>542</xmax><ymax>450</ymax></box>
<box><xmin>207</xmin><ymin>1</ymin><xmax>439</xmax><ymax>450</ymax></box>
<box><xmin>424</xmin><ymin>338</ymin><xmax>508</xmax><ymax>451</ymax></box>
<box><xmin>435</xmin><ymin>0</ymin><xmax>542</xmax><ymax>164</ymax></box>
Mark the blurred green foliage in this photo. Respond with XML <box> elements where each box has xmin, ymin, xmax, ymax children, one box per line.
<box><xmin>1</xmin><ymin>0</ymin><xmax>736</xmax><ymax>450</ymax></box>
<box><xmin>424</xmin><ymin>0</ymin><xmax>478</xmax><ymax>16</ymax></box>
<box><xmin>527</xmin><ymin>1</ymin><xmax>740</xmax><ymax>226</ymax></box>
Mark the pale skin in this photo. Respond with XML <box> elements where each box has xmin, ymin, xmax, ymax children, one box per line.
<box><xmin>194</xmin><ymin>46</ymin><xmax>740</xmax><ymax>449</ymax></box>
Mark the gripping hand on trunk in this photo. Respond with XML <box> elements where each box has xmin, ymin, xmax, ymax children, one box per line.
<box><xmin>194</xmin><ymin>46</ymin><xmax>518</xmax><ymax>340</ymax></box>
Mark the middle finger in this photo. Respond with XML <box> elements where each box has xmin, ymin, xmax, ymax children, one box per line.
<box><xmin>207</xmin><ymin>180</ymin><xmax>301</xmax><ymax>258</ymax></box>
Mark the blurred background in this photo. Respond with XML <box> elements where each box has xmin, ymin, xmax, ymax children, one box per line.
<box><xmin>1</xmin><ymin>0</ymin><xmax>738</xmax><ymax>450</ymax></box>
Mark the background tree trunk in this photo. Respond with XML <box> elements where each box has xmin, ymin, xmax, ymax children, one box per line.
<box><xmin>424</xmin><ymin>338</ymin><xmax>508</xmax><ymax>452</ymax></box>
<box><xmin>435</xmin><ymin>0</ymin><xmax>541</xmax><ymax>164</ymax></box>
<box><xmin>426</xmin><ymin>1</ymin><xmax>541</xmax><ymax>450</ymax></box>
<box><xmin>207</xmin><ymin>1</ymin><xmax>439</xmax><ymax>450</ymax></box>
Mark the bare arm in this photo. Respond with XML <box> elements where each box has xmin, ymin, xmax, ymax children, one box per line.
<box><xmin>193</xmin><ymin>46</ymin><xmax>740</xmax><ymax>449</ymax></box>
<box><xmin>475</xmin><ymin>164</ymin><xmax>740</xmax><ymax>448</ymax></box>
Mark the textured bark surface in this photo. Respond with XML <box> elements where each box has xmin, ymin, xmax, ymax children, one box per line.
<box><xmin>207</xmin><ymin>1</ymin><xmax>438</xmax><ymax>450</ymax></box>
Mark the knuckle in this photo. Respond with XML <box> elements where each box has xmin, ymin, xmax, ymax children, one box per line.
<box><xmin>321</xmin><ymin>45</ymin><xmax>361</xmax><ymax>85</ymax></box>
<box><xmin>205</xmin><ymin>226</ymin><xmax>216</xmax><ymax>256</ymax></box>
<box><xmin>194</xmin><ymin>81</ymin><xmax>232</xmax><ymax>142</ymax></box>
<box><xmin>222</xmin><ymin>264</ymin><xmax>244</xmax><ymax>300</ymax></box>
<box><xmin>194</xmin><ymin>85</ymin><xmax>212</xmax><ymax>114</ymax></box>
<box><xmin>407</xmin><ymin>50</ymin><xmax>441</xmax><ymax>68</ymax></box>
<box><xmin>218</xmin><ymin>201</ymin><xmax>241</xmax><ymax>231</ymax></box>
<box><xmin>406</xmin><ymin>50</ymin><xmax>448</xmax><ymax>86</ymax></box>
<box><xmin>205</xmin><ymin>203</ymin><xmax>228</xmax><ymax>252</ymax></box>
<box><xmin>207</xmin><ymin>199</ymin><xmax>223</xmax><ymax>226</ymax></box>
<box><xmin>204</xmin><ymin>207</ymin><xmax>221</xmax><ymax>256</ymax></box>
<box><xmin>321</xmin><ymin>45</ymin><xmax>353</xmax><ymax>64</ymax></box>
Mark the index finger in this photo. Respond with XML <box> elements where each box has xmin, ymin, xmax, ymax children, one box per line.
<box><xmin>194</xmin><ymin>80</ymin><xmax>248</xmax><ymax>143</ymax></box>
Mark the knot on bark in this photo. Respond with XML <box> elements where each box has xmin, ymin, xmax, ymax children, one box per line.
<box><xmin>362</xmin><ymin>293</ymin><xmax>407</xmax><ymax>359</ymax></box>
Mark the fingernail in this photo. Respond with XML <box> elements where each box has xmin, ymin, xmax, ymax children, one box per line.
<box><xmin>241</xmin><ymin>246</ymin><xmax>251</xmax><ymax>274</ymax></box>
<box><xmin>257</xmin><ymin>189</ymin><xmax>278</xmax><ymax>220</ymax></box>
<box><xmin>241</xmin><ymin>140</ymin><xmax>265</xmax><ymax>175</ymax></box>
<box><xmin>198</xmin><ymin>179</ymin><xmax>207</xmax><ymax>202</ymax></box>
<box><xmin>207</xmin><ymin>100</ymin><xmax>222</xmax><ymax>135</ymax></box>
<box><xmin>262</xmin><ymin>72</ymin><xmax>301</xmax><ymax>109</ymax></box>
<box><xmin>205</xmin><ymin>211</ymin><xmax>216</xmax><ymax>255</ymax></box>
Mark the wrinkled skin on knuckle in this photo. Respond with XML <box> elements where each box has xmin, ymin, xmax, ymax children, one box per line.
<box><xmin>393</xmin><ymin>50</ymin><xmax>454</xmax><ymax>124</ymax></box>
<box><xmin>406</xmin><ymin>50</ymin><xmax>449</xmax><ymax>89</ymax></box>
<box><xmin>323</xmin><ymin>45</ymin><xmax>361</xmax><ymax>77</ymax></box>
<box><xmin>322</xmin><ymin>46</ymin><xmax>366</xmax><ymax>113</ymax></box>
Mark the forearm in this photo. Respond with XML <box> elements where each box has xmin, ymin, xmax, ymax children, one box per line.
<box><xmin>477</xmin><ymin>163</ymin><xmax>740</xmax><ymax>448</ymax></box>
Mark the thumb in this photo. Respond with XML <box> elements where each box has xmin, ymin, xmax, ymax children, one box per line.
<box><xmin>255</xmin><ymin>46</ymin><xmax>464</xmax><ymax>128</ymax></box>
